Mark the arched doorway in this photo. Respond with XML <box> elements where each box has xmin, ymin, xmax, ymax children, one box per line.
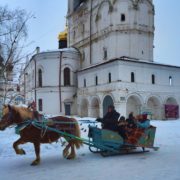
<box><xmin>90</xmin><ymin>97</ymin><xmax>100</xmax><ymax>118</ymax></box>
<box><xmin>147</xmin><ymin>96</ymin><xmax>162</xmax><ymax>119</ymax></box>
<box><xmin>126</xmin><ymin>95</ymin><xmax>142</xmax><ymax>117</ymax></box>
<box><xmin>166</xmin><ymin>97</ymin><xmax>178</xmax><ymax>105</ymax></box>
<box><xmin>165</xmin><ymin>97</ymin><xmax>179</xmax><ymax>119</ymax></box>
<box><xmin>103</xmin><ymin>95</ymin><xmax>114</xmax><ymax>116</ymax></box>
<box><xmin>80</xmin><ymin>99</ymin><xmax>88</xmax><ymax>117</ymax></box>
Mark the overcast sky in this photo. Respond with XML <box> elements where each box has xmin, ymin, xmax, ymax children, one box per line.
<box><xmin>0</xmin><ymin>0</ymin><xmax>180</xmax><ymax>66</ymax></box>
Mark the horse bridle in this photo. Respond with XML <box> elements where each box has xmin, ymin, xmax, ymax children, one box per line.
<box><xmin>3</xmin><ymin>110</ymin><xmax>14</xmax><ymax>124</ymax></box>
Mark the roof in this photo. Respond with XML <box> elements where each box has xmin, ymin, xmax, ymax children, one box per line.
<box><xmin>78</xmin><ymin>57</ymin><xmax>180</xmax><ymax>73</ymax></box>
<box><xmin>23</xmin><ymin>47</ymin><xmax>79</xmax><ymax>72</ymax></box>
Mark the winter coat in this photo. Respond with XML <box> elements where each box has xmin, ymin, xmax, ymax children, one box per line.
<box><xmin>137</xmin><ymin>120</ymin><xmax>150</xmax><ymax>129</ymax></box>
<box><xmin>101</xmin><ymin>110</ymin><xmax>120</xmax><ymax>131</ymax></box>
<box><xmin>126</xmin><ymin>118</ymin><xmax>137</xmax><ymax>128</ymax></box>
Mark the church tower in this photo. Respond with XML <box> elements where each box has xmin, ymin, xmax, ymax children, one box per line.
<box><xmin>67</xmin><ymin>0</ymin><xmax>155</xmax><ymax>68</ymax></box>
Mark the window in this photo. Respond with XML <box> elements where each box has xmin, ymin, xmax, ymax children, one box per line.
<box><xmin>38</xmin><ymin>99</ymin><xmax>43</xmax><ymax>111</ymax></box>
<box><xmin>84</xmin><ymin>79</ymin><xmax>86</xmax><ymax>87</ymax></box>
<box><xmin>152</xmin><ymin>74</ymin><xmax>155</xmax><ymax>84</ymax></box>
<box><xmin>64</xmin><ymin>67</ymin><xmax>71</xmax><ymax>86</ymax></box>
<box><xmin>95</xmin><ymin>76</ymin><xmax>98</xmax><ymax>86</ymax></box>
<box><xmin>73</xmin><ymin>30</ymin><xmax>76</xmax><ymax>39</ymax></box>
<box><xmin>108</xmin><ymin>73</ymin><xmax>111</xmax><ymax>83</ymax></box>
<box><xmin>82</xmin><ymin>51</ymin><xmax>85</xmax><ymax>61</ymax></box>
<box><xmin>131</xmin><ymin>72</ymin><xmax>135</xmax><ymax>82</ymax></box>
<box><xmin>73</xmin><ymin>0</ymin><xmax>84</xmax><ymax>11</ymax></box>
<box><xmin>103</xmin><ymin>47</ymin><xmax>107</xmax><ymax>60</ymax></box>
<box><xmin>38</xmin><ymin>69</ymin><xmax>42</xmax><ymax>87</ymax></box>
<box><xmin>81</xmin><ymin>24</ymin><xmax>85</xmax><ymax>34</ymax></box>
<box><xmin>169</xmin><ymin>76</ymin><xmax>172</xmax><ymax>86</ymax></box>
<box><xmin>121</xmin><ymin>14</ymin><xmax>125</xmax><ymax>22</ymax></box>
<box><xmin>65</xmin><ymin>104</ymin><xmax>71</xmax><ymax>116</ymax></box>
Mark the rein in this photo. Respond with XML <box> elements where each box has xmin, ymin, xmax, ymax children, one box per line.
<box><xmin>15</xmin><ymin>120</ymin><xmax>32</xmax><ymax>135</ymax></box>
<box><xmin>14</xmin><ymin>115</ymin><xmax>97</xmax><ymax>135</ymax></box>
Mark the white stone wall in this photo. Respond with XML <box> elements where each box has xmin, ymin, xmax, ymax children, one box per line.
<box><xmin>67</xmin><ymin>0</ymin><xmax>154</xmax><ymax>69</ymax></box>
<box><xmin>77</xmin><ymin>60</ymin><xmax>180</xmax><ymax>119</ymax></box>
<box><xmin>23</xmin><ymin>49</ymin><xmax>80</xmax><ymax>115</ymax></box>
<box><xmin>21</xmin><ymin>0</ymin><xmax>180</xmax><ymax>120</ymax></box>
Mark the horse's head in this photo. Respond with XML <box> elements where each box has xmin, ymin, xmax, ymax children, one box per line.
<box><xmin>0</xmin><ymin>105</ymin><xmax>33</xmax><ymax>131</ymax></box>
<box><xmin>0</xmin><ymin>105</ymin><xmax>16</xmax><ymax>130</ymax></box>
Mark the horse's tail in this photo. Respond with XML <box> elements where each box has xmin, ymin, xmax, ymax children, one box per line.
<box><xmin>73</xmin><ymin>118</ymin><xmax>83</xmax><ymax>149</ymax></box>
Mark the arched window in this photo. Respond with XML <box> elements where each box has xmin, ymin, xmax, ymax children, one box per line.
<box><xmin>152</xmin><ymin>74</ymin><xmax>155</xmax><ymax>84</ymax></box>
<box><xmin>103</xmin><ymin>47</ymin><xmax>107</xmax><ymax>60</ymax></box>
<box><xmin>64</xmin><ymin>67</ymin><xmax>71</xmax><ymax>86</ymax></box>
<box><xmin>38</xmin><ymin>69</ymin><xmax>42</xmax><ymax>87</ymax></box>
<box><xmin>95</xmin><ymin>76</ymin><xmax>98</xmax><ymax>86</ymax></box>
<box><xmin>169</xmin><ymin>76</ymin><xmax>172</xmax><ymax>86</ymax></box>
<box><xmin>73</xmin><ymin>0</ymin><xmax>84</xmax><ymax>11</ymax></box>
<box><xmin>84</xmin><ymin>79</ymin><xmax>86</xmax><ymax>87</ymax></box>
<box><xmin>131</xmin><ymin>72</ymin><xmax>135</xmax><ymax>82</ymax></box>
<box><xmin>108</xmin><ymin>73</ymin><xmax>111</xmax><ymax>83</ymax></box>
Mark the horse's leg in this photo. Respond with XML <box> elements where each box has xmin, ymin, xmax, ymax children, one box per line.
<box><xmin>31</xmin><ymin>142</ymin><xmax>41</xmax><ymax>166</ymax></box>
<box><xmin>63</xmin><ymin>143</ymin><xmax>71</xmax><ymax>158</ymax></box>
<box><xmin>13</xmin><ymin>138</ymin><xmax>26</xmax><ymax>155</ymax></box>
<box><xmin>67</xmin><ymin>141</ymin><xmax>76</xmax><ymax>160</ymax></box>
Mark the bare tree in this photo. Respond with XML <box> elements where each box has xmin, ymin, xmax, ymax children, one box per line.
<box><xmin>0</xmin><ymin>6</ymin><xmax>33</xmax><ymax>104</ymax></box>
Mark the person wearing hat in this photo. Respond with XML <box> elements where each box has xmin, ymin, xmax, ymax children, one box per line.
<box><xmin>126</xmin><ymin>112</ymin><xmax>137</xmax><ymax>129</ymax></box>
<box><xmin>136</xmin><ymin>114</ymin><xmax>150</xmax><ymax>129</ymax></box>
<box><xmin>96</xmin><ymin>105</ymin><xmax>120</xmax><ymax>131</ymax></box>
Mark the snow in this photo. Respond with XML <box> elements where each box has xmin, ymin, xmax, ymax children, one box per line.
<box><xmin>0</xmin><ymin>119</ymin><xmax>180</xmax><ymax>180</ymax></box>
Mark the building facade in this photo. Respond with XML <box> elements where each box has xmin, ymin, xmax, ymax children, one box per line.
<box><xmin>68</xmin><ymin>0</ymin><xmax>180</xmax><ymax>119</ymax></box>
<box><xmin>22</xmin><ymin>0</ymin><xmax>180</xmax><ymax>119</ymax></box>
<box><xmin>22</xmin><ymin>48</ymin><xmax>80</xmax><ymax>115</ymax></box>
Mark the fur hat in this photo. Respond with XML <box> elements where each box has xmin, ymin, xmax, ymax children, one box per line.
<box><xmin>108</xmin><ymin>105</ymin><xmax>115</xmax><ymax>110</ymax></box>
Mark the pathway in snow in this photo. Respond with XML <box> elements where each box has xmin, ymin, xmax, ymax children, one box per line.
<box><xmin>0</xmin><ymin>120</ymin><xmax>180</xmax><ymax>180</ymax></box>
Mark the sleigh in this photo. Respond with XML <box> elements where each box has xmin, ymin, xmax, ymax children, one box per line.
<box><xmin>88</xmin><ymin>125</ymin><xmax>159</xmax><ymax>156</ymax></box>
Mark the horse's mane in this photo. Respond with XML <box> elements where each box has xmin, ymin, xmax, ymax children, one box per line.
<box><xmin>14</xmin><ymin>106</ymin><xmax>33</xmax><ymax>120</ymax></box>
<box><xmin>3</xmin><ymin>105</ymin><xmax>33</xmax><ymax>120</ymax></box>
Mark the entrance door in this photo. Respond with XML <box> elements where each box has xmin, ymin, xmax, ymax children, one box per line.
<box><xmin>165</xmin><ymin>105</ymin><xmax>179</xmax><ymax>119</ymax></box>
<box><xmin>103</xmin><ymin>95</ymin><xmax>114</xmax><ymax>116</ymax></box>
<box><xmin>65</xmin><ymin>104</ymin><xmax>71</xmax><ymax>116</ymax></box>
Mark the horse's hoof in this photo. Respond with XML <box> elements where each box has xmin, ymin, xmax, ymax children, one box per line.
<box><xmin>31</xmin><ymin>160</ymin><xmax>40</xmax><ymax>166</ymax></box>
<box><xmin>63</xmin><ymin>151</ymin><xmax>69</xmax><ymax>158</ymax></box>
<box><xmin>67</xmin><ymin>155</ymin><xmax>75</xmax><ymax>160</ymax></box>
<box><xmin>17</xmin><ymin>149</ymin><xmax>26</xmax><ymax>155</ymax></box>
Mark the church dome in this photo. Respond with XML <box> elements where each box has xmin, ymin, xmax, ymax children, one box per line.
<box><xmin>58</xmin><ymin>27</ymin><xmax>68</xmax><ymax>41</ymax></box>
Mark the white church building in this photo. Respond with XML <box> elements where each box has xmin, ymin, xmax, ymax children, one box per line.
<box><xmin>21</xmin><ymin>0</ymin><xmax>180</xmax><ymax>119</ymax></box>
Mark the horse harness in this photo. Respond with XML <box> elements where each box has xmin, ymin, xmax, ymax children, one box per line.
<box><xmin>15</xmin><ymin>117</ymin><xmax>76</xmax><ymax>137</ymax></box>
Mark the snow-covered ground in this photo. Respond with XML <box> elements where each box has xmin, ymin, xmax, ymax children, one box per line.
<box><xmin>0</xmin><ymin>119</ymin><xmax>180</xmax><ymax>180</ymax></box>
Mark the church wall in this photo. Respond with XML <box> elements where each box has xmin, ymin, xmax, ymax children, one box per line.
<box><xmin>23</xmin><ymin>49</ymin><xmax>80</xmax><ymax>115</ymax></box>
<box><xmin>67</xmin><ymin>0</ymin><xmax>155</xmax><ymax>67</ymax></box>
<box><xmin>77</xmin><ymin>60</ymin><xmax>180</xmax><ymax>119</ymax></box>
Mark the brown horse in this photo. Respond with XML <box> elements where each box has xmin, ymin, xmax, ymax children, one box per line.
<box><xmin>0</xmin><ymin>105</ymin><xmax>82</xmax><ymax>165</ymax></box>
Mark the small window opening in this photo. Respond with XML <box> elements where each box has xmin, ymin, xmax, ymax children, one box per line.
<box><xmin>121</xmin><ymin>14</ymin><xmax>125</xmax><ymax>22</ymax></box>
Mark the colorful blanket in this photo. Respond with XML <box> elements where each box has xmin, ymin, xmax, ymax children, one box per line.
<box><xmin>125</xmin><ymin>127</ymin><xmax>144</xmax><ymax>145</ymax></box>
